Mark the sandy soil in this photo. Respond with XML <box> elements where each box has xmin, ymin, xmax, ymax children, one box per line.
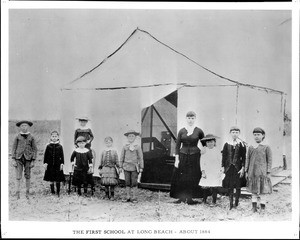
<box><xmin>8</xmin><ymin>157</ymin><xmax>292</xmax><ymax>222</ymax></box>
<box><xmin>8</xmin><ymin>120</ymin><xmax>292</xmax><ymax>222</ymax></box>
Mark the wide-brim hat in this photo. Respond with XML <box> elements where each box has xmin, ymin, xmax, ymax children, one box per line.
<box><xmin>16</xmin><ymin>120</ymin><xmax>33</xmax><ymax>127</ymax></box>
<box><xmin>124</xmin><ymin>130</ymin><xmax>140</xmax><ymax>136</ymax></box>
<box><xmin>76</xmin><ymin>116</ymin><xmax>90</xmax><ymax>121</ymax></box>
<box><xmin>201</xmin><ymin>134</ymin><xmax>219</xmax><ymax>143</ymax></box>
<box><xmin>76</xmin><ymin>136</ymin><xmax>87</xmax><ymax>143</ymax></box>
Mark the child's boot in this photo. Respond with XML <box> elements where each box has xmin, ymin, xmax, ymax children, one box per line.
<box><xmin>235</xmin><ymin>188</ymin><xmax>241</xmax><ymax>207</ymax></box>
<box><xmin>104</xmin><ymin>187</ymin><xmax>109</xmax><ymax>199</ymax></box>
<box><xmin>202</xmin><ymin>190</ymin><xmax>207</xmax><ymax>204</ymax></box>
<box><xmin>131</xmin><ymin>187</ymin><xmax>138</xmax><ymax>203</ymax></box>
<box><xmin>16</xmin><ymin>180</ymin><xmax>21</xmax><ymax>199</ymax></box>
<box><xmin>212</xmin><ymin>189</ymin><xmax>217</xmax><ymax>204</ymax></box>
<box><xmin>50</xmin><ymin>183</ymin><xmax>55</xmax><ymax>194</ymax></box>
<box><xmin>251</xmin><ymin>202</ymin><xmax>258</xmax><ymax>213</ymax></box>
<box><xmin>122</xmin><ymin>187</ymin><xmax>131</xmax><ymax>202</ymax></box>
<box><xmin>77</xmin><ymin>186</ymin><xmax>82</xmax><ymax>196</ymax></box>
<box><xmin>228</xmin><ymin>189</ymin><xmax>234</xmax><ymax>210</ymax></box>
<box><xmin>260</xmin><ymin>203</ymin><xmax>266</xmax><ymax>213</ymax></box>
<box><xmin>25</xmin><ymin>179</ymin><xmax>30</xmax><ymax>199</ymax></box>
<box><xmin>56</xmin><ymin>182</ymin><xmax>61</xmax><ymax>197</ymax></box>
<box><xmin>110</xmin><ymin>187</ymin><xmax>115</xmax><ymax>201</ymax></box>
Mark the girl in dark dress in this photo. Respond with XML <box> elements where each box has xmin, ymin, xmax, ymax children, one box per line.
<box><xmin>43</xmin><ymin>131</ymin><xmax>65</xmax><ymax>197</ymax></box>
<box><xmin>74</xmin><ymin>117</ymin><xmax>94</xmax><ymax>149</ymax></box>
<box><xmin>170</xmin><ymin>111</ymin><xmax>205</xmax><ymax>205</ymax></box>
<box><xmin>70</xmin><ymin>136</ymin><xmax>93</xmax><ymax>196</ymax></box>
<box><xmin>222</xmin><ymin>126</ymin><xmax>246</xmax><ymax>210</ymax></box>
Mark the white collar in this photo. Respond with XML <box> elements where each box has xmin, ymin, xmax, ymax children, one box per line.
<box><xmin>126</xmin><ymin>142</ymin><xmax>137</xmax><ymax>151</ymax></box>
<box><xmin>253</xmin><ymin>141</ymin><xmax>264</xmax><ymax>148</ymax></box>
<box><xmin>104</xmin><ymin>147</ymin><xmax>116</xmax><ymax>152</ymax></box>
<box><xmin>50</xmin><ymin>140</ymin><xmax>60</xmax><ymax>144</ymax></box>
<box><xmin>75</xmin><ymin>148</ymin><xmax>89</xmax><ymax>153</ymax></box>
<box><xmin>78</xmin><ymin>126</ymin><xmax>89</xmax><ymax>130</ymax></box>
<box><xmin>20</xmin><ymin>132</ymin><xmax>30</xmax><ymax>135</ymax></box>
<box><xmin>184</xmin><ymin>125</ymin><xmax>196</xmax><ymax>136</ymax></box>
<box><xmin>226</xmin><ymin>138</ymin><xmax>243</xmax><ymax>146</ymax></box>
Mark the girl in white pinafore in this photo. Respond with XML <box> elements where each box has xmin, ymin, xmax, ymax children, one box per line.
<box><xmin>199</xmin><ymin>134</ymin><xmax>224</xmax><ymax>206</ymax></box>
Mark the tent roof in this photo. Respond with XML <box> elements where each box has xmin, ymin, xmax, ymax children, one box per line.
<box><xmin>63</xmin><ymin>28</ymin><xmax>284</xmax><ymax>95</ymax></box>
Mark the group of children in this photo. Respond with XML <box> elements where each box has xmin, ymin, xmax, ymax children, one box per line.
<box><xmin>11</xmin><ymin>117</ymin><xmax>272</xmax><ymax>212</ymax></box>
<box><xmin>199</xmin><ymin>126</ymin><xmax>272</xmax><ymax>213</ymax></box>
<box><xmin>11</xmin><ymin>117</ymin><xmax>144</xmax><ymax>203</ymax></box>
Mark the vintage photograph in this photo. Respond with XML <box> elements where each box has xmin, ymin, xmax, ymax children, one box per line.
<box><xmin>2</xmin><ymin>1</ymin><xmax>299</xmax><ymax>239</ymax></box>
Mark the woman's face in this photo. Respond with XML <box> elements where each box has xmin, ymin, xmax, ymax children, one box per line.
<box><xmin>206</xmin><ymin>140</ymin><xmax>215</xmax><ymax>149</ymax></box>
<box><xmin>186</xmin><ymin>116</ymin><xmax>195</xmax><ymax>126</ymax></box>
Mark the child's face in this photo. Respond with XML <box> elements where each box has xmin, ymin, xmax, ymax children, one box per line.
<box><xmin>79</xmin><ymin>120</ymin><xmax>87</xmax><ymax>127</ymax></box>
<box><xmin>254</xmin><ymin>133</ymin><xmax>264</xmax><ymax>143</ymax></box>
<box><xmin>50</xmin><ymin>133</ymin><xmax>59</xmax><ymax>142</ymax></box>
<box><xmin>206</xmin><ymin>140</ymin><xmax>215</xmax><ymax>149</ymax></box>
<box><xmin>127</xmin><ymin>134</ymin><xmax>136</xmax><ymax>143</ymax></box>
<box><xmin>230</xmin><ymin>130</ymin><xmax>240</xmax><ymax>140</ymax></box>
<box><xmin>186</xmin><ymin>116</ymin><xmax>195</xmax><ymax>126</ymax></box>
<box><xmin>20</xmin><ymin>123</ymin><xmax>30</xmax><ymax>133</ymax></box>
<box><xmin>77</xmin><ymin>141</ymin><xmax>86</xmax><ymax>148</ymax></box>
<box><xmin>105</xmin><ymin>139</ymin><xmax>113</xmax><ymax>148</ymax></box>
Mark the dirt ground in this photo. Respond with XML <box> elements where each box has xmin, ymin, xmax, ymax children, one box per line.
<box><xmin>8</xmin><ymin>158</ymin><xmax>292</xmax><ymax>222</ymax></box>
<box><xmin>8</xmin><ymin>120</ymin><xmax>292</xmax><ymax>222</ymax></box>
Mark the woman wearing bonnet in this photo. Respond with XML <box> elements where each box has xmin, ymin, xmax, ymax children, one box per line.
<box><xmin>170</xmin><ymin>111</ymin><xmax>205</xmax><ymax>205</ymax></box>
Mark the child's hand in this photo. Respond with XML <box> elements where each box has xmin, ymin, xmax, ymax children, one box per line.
<box><xmin>174</xmin><ymin>155</ymin><xmax>179</xmax><ymax>168</ymax></box>
<box><xmin>30</xmin><ymin>161</ymin><xmax>35</xmax><ymax>168</ymax></box>
<box><xmin>202</xmin><ymin>171</ymin><xmax>206</xmax><ymax>179</ymax></box>
<box><xmin>238</xmin><ymin>167</ymin><xmax>245</xmax><ymax>178</ymax></box>
<box><xmin>12</xmin><ymin>160</ymin><xmax>17</xmax><ymax>167</ymax></box>
<box><xmin>43</xmin><ymin>163</ymin><xmax>48</xmax><ymax>170</ymax></box>
<box><xmin>245</xmin><ymin>172</ymin><xmax>248</xmax><ymax>180</ymax></box>
<box><xmin>60</xmin><ymin>164</ymin><xmax>64</xmax><ymax>171</ymax></box>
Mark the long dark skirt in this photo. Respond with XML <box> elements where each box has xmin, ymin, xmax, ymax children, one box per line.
<box><xmin>170</xmin><ymin>152</ymin><xmax>203</xmax><ymax>200</ymax></box>
<box><xmin>44</xmin><ymin>167</ymin><xmax>65</xmax><ymax>182</ymax></box>
<box><xmin>223</xmin><ymin>165</ymin><xmax>245</xmax><ymax>189</ymax></box>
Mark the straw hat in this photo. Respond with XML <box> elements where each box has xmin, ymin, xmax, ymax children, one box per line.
<box><xmin>75</xmin><ymin>136</ymin><xmax>86</xmax><ymax>143</ymax></box>
<box><xmin>200</xmin><ymin>134</ymin><xmax>219</xmax><ymax>146</ymax></box>
<box><xmin>76</xmin><ymin>116</ymin><xmax>90</xmax><ymax>121</ymax></box>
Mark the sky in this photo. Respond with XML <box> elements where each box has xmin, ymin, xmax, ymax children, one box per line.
<box><xmin>8</xmin><ymin>8</ymin><xmax>292</xmax><ymax>120</ymax></box>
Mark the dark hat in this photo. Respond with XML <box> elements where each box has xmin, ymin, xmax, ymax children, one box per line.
<box><xmin>253</xmin><ymin>127</ymin><xmax>265</xmax><ymax>135</ymax></box>
<box><xmin>201</xmin><ymin>134</ymin><xmax>219</xmax><ymax>146</ymax></box>
<box><xmin>186</xmin><ymin>111</ymin><xmax>196</xmax><ymax>117</ymax></box>
<box><xmin>16</xmin><ymin>120</ymin><xmax>33</xmax><ymax>127</ymax></box>
<box><xmin>124</xmin><ymin>130</ymin><xmax>140</xmax><ymax>137</ymax></box>
<box><xmin>76</xmin><ymin>116</ymin><xmax>90</xmax><ymax>121</ymax></box>
<box><xmin>76</xmin><ymin>136</ymin><xmax>86</xmax><ymax>143</ymax></box>
<box><xmin>230</xmin><ymin>126</ymin><xmax>240</xmax><ymax>132</ymax></box>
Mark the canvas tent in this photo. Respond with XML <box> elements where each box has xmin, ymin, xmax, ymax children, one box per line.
<box><xmin>61</xmin><ymin>28</ymin><xmax>286</xmax><ymax>177</ymax></box>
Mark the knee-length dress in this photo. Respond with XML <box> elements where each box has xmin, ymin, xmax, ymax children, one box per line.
<box><xmin>70</xmin><ymin>148</ymin><xmax>93</xmax><ymax>186</ymax></box>
<box><xmin>43</xmin><ymin>141</ymin><xmax>65</xmax><ymax>182</ymax></box>
<box><xmin>222</xmin><ymin>141</ymin><xmax>246</xmax><ymax>189</ymax></box>
<box><xmin>170</xmin><ymin>126</ymin><xmax>204</xmax><ymax>199</ymax></box>
<box><xmin>245</xmin><ymin>144</ymin><xmax>272</xmax><ymax>194</ymax></box>
<box><xmin>199</xmin><ymin>147</ymin><xmax>223</xmax><ymax>188</ymax></box>
<box><xmin>99</xmin><ymin>148</ymin><xmax>119</xmax><ymax>186</ymax></box>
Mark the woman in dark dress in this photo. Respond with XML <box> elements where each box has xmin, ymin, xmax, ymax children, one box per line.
<box><xmin>170</xmin><ymin>111</ymin><xmax>205</xmax><ymax>204</ymax></box>
<box><xmin>222</xmin><ymin>126</ymin><xmax>246</xmax><ymax>210</ymax></box>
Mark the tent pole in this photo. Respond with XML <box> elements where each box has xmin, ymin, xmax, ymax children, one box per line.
<box><xmin>150</xmin><ymin>105</ymin><xmax>153</xmax><ymax>150</ymax></box>
<box><xmin>141</xmin><ymin>107</ymin><xmax>149</xmax><ymax>124</ymax></box>
<box><xmin>152</xmin><ymin>105</ymin><xmax>177</xmax><ymax>141</ymax></box>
